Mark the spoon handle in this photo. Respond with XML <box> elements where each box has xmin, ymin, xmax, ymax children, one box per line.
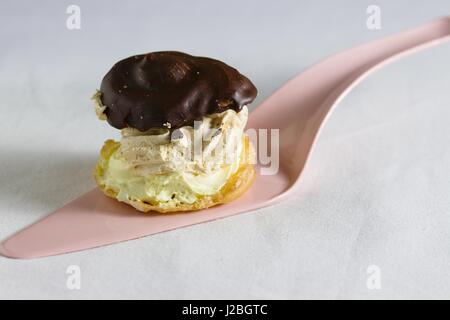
<box><xmin>249</xmin><ymin>17</ymin><xmax>450</xmax><ymax>191</ymax></box>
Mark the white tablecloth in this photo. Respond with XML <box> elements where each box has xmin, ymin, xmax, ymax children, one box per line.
<box><xmin>1</xmin><ymin>0</ymin><xmax>449</xmax><ymax>299</ymax></box>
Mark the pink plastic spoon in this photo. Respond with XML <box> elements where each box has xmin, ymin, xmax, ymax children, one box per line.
<box><xmin>2</xmin><ymin>17</ymin><xmax>450</xmax><ymax>259</ymax></box>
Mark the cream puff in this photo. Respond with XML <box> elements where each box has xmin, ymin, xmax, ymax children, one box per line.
<box><xmin>92</xmin><ymin>51</ymin><xmax>257</xmax><ymax>213</ymax></box>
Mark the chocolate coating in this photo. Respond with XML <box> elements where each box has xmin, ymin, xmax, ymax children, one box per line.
<box><xmin>99</xmin><ymin>51</ymin><xmax>257</xmax><ymax>131</ymax></box>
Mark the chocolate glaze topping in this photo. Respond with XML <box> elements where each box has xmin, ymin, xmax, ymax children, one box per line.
<box><xmin>99</xmin><ymin>51</ymin><xmax>257</xmax><ymax>131</ymax></box>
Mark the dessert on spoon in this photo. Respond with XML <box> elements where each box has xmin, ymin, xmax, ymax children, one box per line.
<box><xmin>92</xmin><ymin>51</ymin><xmax>258</xmax><ymax>213</ymax></box>
<box><xmin>1</xmin><ymin>17</ymin><xmax>449</xmax><ymax>258</ymax></box>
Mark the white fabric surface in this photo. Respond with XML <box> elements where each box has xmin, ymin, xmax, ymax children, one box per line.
<box><xmin>0</xmin><ymin>0</ymin><xmax>450</xmax><ymax>299</ymax></box>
